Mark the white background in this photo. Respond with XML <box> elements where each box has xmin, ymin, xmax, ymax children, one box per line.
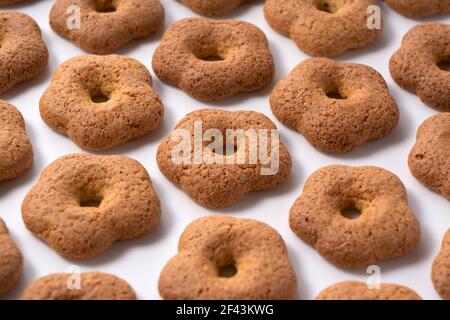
<box><xmin>1</xmin><ymin>0</ymin><xmax>449</xmax><ymax>300</ymax></box>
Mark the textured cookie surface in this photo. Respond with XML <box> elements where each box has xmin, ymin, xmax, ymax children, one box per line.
<box><xmin>264</xmin><ymin>0</ymin><xmax>381</xmax><ymax>57</ymax></box>
<box><xmin>432</xmin><ymin>229</ymin><xmax>450</xmax><ymax>300</ymax></box>
<box><xmin>0</xmin><ymin>219</ymin><xmax>23</xmax><ymax>295</ymax></box>
<box><xmin>0</xmin><ymin>11</ymin><xmax>48</xmax><ymax>94</ymax></box>
<box><xmin>270</xmin><ymin>58</ymin><xmax>399</xmax><ymax>153</ymax></box>
<box><xmin>50</xmin><ymin>0</ymin><xmax>164</xmax><ymax>54</ymax></box>
<box><xmin>22</xmin><ymin>154</ymin><xmax>161</xmax><ymax>260</ymax></box>
<box><xmin>0</xmin><ymin>100</ymin><xmax>33</xmax><ymax>182</ymax></box>
<box><xmin>40</xmin><ymin>55</ymin><xmax>164</xmax><ymax>151</ymax></box>
<box><xmin>316</xmin><ymin>281</ymin><xmax>422</xmax><ymax>300</ymax></box>
<box><xmin>21</xmin><ymin>272</ymin><xmax>136</xmax><ymax>300</ymax></box>
<box><xmin>289</xmin><ymin>165</ymin><xmax>420</xmax><ymax>268</ymax></box>
<box><xmin>409</xmin><ymin>113</ymin><xmax>450</xmax><ymax>200</ymax></box>
<box><xmin>386</xmin><ymin>0</ymin><xmax>450</xmax><ymax>17</ymax></box>
<box><xmin>157</xmin><ymin>109</ymin><xmax>291</xmax><ymax>208</ymax></box>
<box><xmin>159</xmin><ymin>216</ymin><xmax>297</xmax><ymax>300</ymax></box>
<box><xmin>390</xmin><ymin>23</ymin><xmax>450</xmax><ymax>111</ymax></box>
<box><xmin>152</xmin><ymin>18</ymin><xmax>274</xmax><ymax>101</ymax></box>
<box><xmin>180</xmin><ymin>0</ymin><xmax>253</xmax><ymax>16</ymax></box>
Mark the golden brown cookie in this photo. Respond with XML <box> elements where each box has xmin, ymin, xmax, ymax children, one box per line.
<box><xmin>157</xmin><ymin>109</ymin><xmax>291</xmax><ymax>208</ymax></box>
<box><xmin>315</xmin><ymin>281</ymin><xmax>422</xmax><ymax>300</ymax></box>
<box><xmin>180</xmin><ymin>0</ymin><xmax>253</xmax><ymax>16</ymax></box>
<box><xmin>50</xmin><ymin>0</ymin><xmax>164</xmax><ymax>54</ymax></box>
<box><xmin>264</xmin><ymin>0</ymin><xmax>382</xmax><ymax>57</ymax></box>
<box><xmin>432</xmin><ymin>229</ymin><xmax>450</xmax><ymax>300</ymax></box>
<box><xmin>159</xmin><ymin>216</ymin><xmax>297</xmax><ymax>300</ymax></box>
<box><xmin>0</xmin><ymin>100</ymin><xmax>33</xmax><ymax>182</ymax></box>
<box><xmin>40</xmin><ymin>55</ymin><xmax>164</xmax><ymax>151</ymax></box>
<box><xmin>22</xmin><ymin>154</ymin><xmax>161</xmax><ymax>260</ymax></box>
<box><xmin>0</xmin><ymin>11</ymin><xmax>48</xmax><ymax>94</ymax></box>
<box><xmin>21</xmin><ymin>272</ymin><xmax>136</xmax><ymax>300</ymax></box>
<box><xmin>390</xmin><ymin>23</ymin><xmax>450</xmax><ymax>111</ymax></box>
<box><xmin>270</xmin><ymin>58</ymin><xmax>399</xmax><ymax>153</ymax></box>
<box><xmin>152</xmin><ymin>18</ymin><xmax>274</xmax><ymax>101</ymax></box>
<box><xmin>409</xmin><ymin>114</ymin><xmax>450</xmax><ymax>200</ymax></box>
<box><xmin>0</xmin><ymin>218</ymin><xmax>23</xmax><ymax>295</ymax></box>
<box><xmin>386</xmin><ymin>0</ymin><xmax>450</xmax><ymax>18</ymax></box>
<box><xmin>289</xmin><ymin>165</ymin><xmax>420</xmax><ymax>268</ymax></box>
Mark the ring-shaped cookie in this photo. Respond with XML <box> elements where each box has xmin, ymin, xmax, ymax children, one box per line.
<box><xmin>180</xmin><ymin>0</ymin><xmax>253</xmax><ymax>16</ymax></box>
<box><xmin>50</xmin><ymin>0</ymin><xmax>164</xmax><ymax>54</ymax></box>
<box><xmin>264</xmin><ymin>0</ymin><xmax>382</xmax><ymax>57</ymax></box>
<box><xmin>0</xmin><ymin>11</ymin><xmax>48</xmax><ymax>94</ymax></box>
<box><xmin>270</xmin><ymin>58</ymin><xmax>399</xmax><ymax>153</ymax></box>
<box><xmin>0</xmin><ymin>218</ymin><xmax>23</xmax><ymax>295</ymax></box>
<box><xmin>390</xmin><ymin>23</ymin><xmax>450</xmax><ymax>111</ymax></box>
<box><xmin>158</xmin><ymin>216</ymin><xmax>297</xmax><ymax>300</ymax></box>
<box><xmin>289</xmin><ymin>165</ymin><xmax>420</xmax><ymax>268</ymax></box>
<box><xmin>22</xmin><ymin>154</ymin><xmax>161</xmax><ymax>260</ymax></box>
<box><xmin>152</xmin><ymin>18</ymin><xmax>274</xmax><ymax>101</ymax></box>
<box><xmin>40</xmin><ymin>55</ymin><xmax>164</xmax><ymax>151</ymax></box>
<box><xmin>386</xmin><ymin>0</ymin><xmax>450</xmax><ymax>18</ymax></box>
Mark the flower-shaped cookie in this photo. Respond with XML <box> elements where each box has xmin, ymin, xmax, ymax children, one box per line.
<box><xmin>270</xmin><ymin>58</ymin><xmax>399</xmax><ymax>153</ymax></box>
<box><xmin>409</xmin><ymin>113</ymin><xmax>450</xmax><ymax>200</ymax></box>
<box><xmin>22</xmin><ymin>154</ymin><xmax>161</xmax><ymax>260</ymax></box>
<box><xmin>0</xmin><ymin>218</ymin><xmax>23</xmax><ymax>295</ymax></box>
<box><xmin>0</xmin><ymin>11</ymin><xmax>48</xmax><ymax>94</ymax></box>
<box><xmin>159</xmin><ymin>216</ymin><xmax>297</xmax><ymax>300</ymax></box>
<box><xmin>289</xmin><ymin>165</ymin><xmax>421</xmax><ymax>268</ymax></box>
<box><xmin>50</xmin><ymin>0</ymin><xmax>164</xmax><ymax>54</ymax></box>
<box><xmin>157</xmin><ymin>109</ymin><xmax>292</xmax><ymax>208</ymax></box>
<box><xmin>386</xmin><ymin>0</ymin><xmax>450</xmax><ymax>18</ymax></box>
<box><xmin>432</xmin><ymin>229</ymin><xmax>450</xmax><ymax>300</ymax></box>
<box><xmin>390</xmin><ymin>23</ymin><xmax>450</xmax><ymax>111</ymax></box>
<box><xmin>180</xmin><ymin>0</ymin><xmax>254</xmax><ymax>16</ymax></box>
<box><xmin>152</xmin><ymin>18</ymin><xmax>274</xmax><ymax>101</ymax></box>
<box><xmin>264</xmin><ymin>0</ymin><xmax>382</xmax><ymax>57</ymax></box>
<box><xmin>0</xmin><ymin>100</ymin><xmax>33</xmax><ymax>182</ymax></box>
<box><xmin>40</xmin><ymin>55</ymin><xmax>164</xmax><ymax>151</ymax></box>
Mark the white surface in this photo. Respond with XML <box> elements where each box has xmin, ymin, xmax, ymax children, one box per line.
<box><xmin>1</xmin><ymin>0</ymin><xmax>449</xmax><ymax>300</ymax></box>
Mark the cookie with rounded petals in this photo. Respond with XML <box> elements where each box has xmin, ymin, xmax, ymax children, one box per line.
<box><xmin>390</xmin><ymin>23</ymin><xmax>450</xmax><ymax>111</ymax></box>
<box><xmin>22</xmin><ymin>154</ymin><xmax>161</xmax><ymax>260</ymax></box>
<box><xmin>264</xmin><ymin>0</ymin><xmax>382</xmax><ymax>57</ymax></box>
<box><xmin>432</xmin><ymin>229</ymin><xmax>450</xmax><ymax>300</ymax></box>
<box><xmin>40</xmin><ymin>55</ymin><xmax>164</xmax><ymax>151</ymax></box>
<box><xmin>316</xmin><ymin>281</ymin><xmax>422</xmax><ymax>300</ymax></box>
<box><xmin>21</xmin><ymin>272</ymin><xmax>136</xmax><ymax>300</ymax></box>
<box><xmin>0</xmin><ymin>100</ymin><xmax>33</xmax><ymax>182</ymax></box>
<box><xmin>152</xmin><ymin>18</ymin><xmax>274</xmax><ymax>101</ymax></box>
<box><xmin>159</xmin><ymin>216</ymin><xmax>297</xmax><ymax>300</ymax></box>
<box><xmin>289</xmin><ymin>165</ymin><xmax>420</xmax><ymax>268</ymax></box>
<box><xmin>270</xmin><ymin>58</ymin><xmax>399</xmax><ymax>153</ymax></box>
<box><xmin>0</xmin><ymin>219</ymin><xmax>23</xmax><ymax>295</ymax></box>
<box><xmin>50</xmin><ymin>0</ymin><xmax>164</xmax><ymax>54</ymax></box>
<box><xmin>386</xmin><ymin>0</ymin><xmax>450</xmax><ymax>18</ymax></box>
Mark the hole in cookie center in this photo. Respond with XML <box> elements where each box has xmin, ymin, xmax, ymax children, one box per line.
<box><xmin>218</xmin><ymin>264</ymin><xmax>237</xmax><ymax>278</ymax></box>
<box><xmin>195</xmin><ymin>47</ymin><xmax>225</xmax><ymax>62</ymax></box>
<box><xmin>437</xmin><ymin>58</ymin><xmax>450</xmax><ymax>72</ymax></box>
<box><xmin>205</xmin><ymin>135</ymin><xmax>239</xmax><ymax>156</ymax></box>
<box><xmin>95</xmin><ymin>0</ymin><xmax>117</xmax><ymax>13</ymax></box>
<box><xmin>90</xmin><ymin>89</ymin><xmax>111</xmax><ymax>103</ymax></box>
<box><xmin>314</xmin><ymin>0</ymin><xmax>339</xmax><ymax>13</ymax></box>
<box><xmin>340</xmin><ymin>201</ymin><xmax>362</xmax><ymax>220</ymax></box>
<box><xmin>80</xmin><ymin>196</ymin><xmax>102</xmax><ymax>208</ymax></box>
<box><xmin>326</xmin><ymin>90</ymin><xmax>346</xmax><ymax>99</ymax></box>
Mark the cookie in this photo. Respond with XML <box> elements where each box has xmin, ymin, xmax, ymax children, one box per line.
<box><xmin>0</xmin><ymin>100</ymin><xmax>33</xmax><ymax>182</ymax></box>
<box><xmin>264</xmin><ymin>0</ymin><xmax>382</xmax><ymax>57</ymax></box>
<box><xmin>152</xmin><ymin>18</ymin><xmax>274</xmax><ymax>101</ymax></box>
<box><xmin>40</xmin><ymin>55</ymin><xmax>164</xmax><ymax>151</ymax></box>
<box><xmin>409</xmin><ymin>113</ymin><xmax>450</xmax><ymax>200</ymax></box>
<box><xmin>0</xmin><ymin>218</ymin><xmax>23</xmax><ymax>295</ymax></box>
<box><xmin>432</xmin><ymin>229</ymin><xmax>450</xmax><ymax>300</ymax></box>
<box><xmin>390</xmin><ymin>23</ymin><xmax>450</xmax><ymax>111</ymax></box>
<box><xmin>315</xmin><ymin>281</ymin><xmax>422</xmax><ymax>300</ymax></box>
<box><xmin>270</xmin><ymin>58</ymin><xmax>399</xmax><ymax>153</ymax></box>
<box><xmin>21</xmin><ymin>272</ymin><xmax>136</xmax><ymax>300</ymax></box>
<box><xmin>159</xmin><ymin>216</ymin><xmax>297</xmax><ymax>300</ymax></box>
<box><xmin>386</xmin><ymin>0</ymin><xmax>450</xmax><ymax>18</ymax></box>
<box><xmin>0</xmin><ymin>11</ymin><xmax>48</xmax><ymax>94</ymax></box>
<box><xmin>289</xmin><ymin>165</ymin><xmax>420</xmax><ymax>268</ymax></box>
<box><xmin>180</xmin><ymin>0</ymin><xmax>252</xmax><ymax>16</ymax></box>
<box><xmin>157</xmin><ymin>109</ymin><xmax>291</xmax><ymax>208</ymax></box>
<box><xmin>22</xmin><ymin>154</ymin><xmax>161</xmax><ymax>260</ymax></box>
<box><xmin>50</xmin><ymin>0</ymin><xmax>164</xmax><ymax>54</ymax></box>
